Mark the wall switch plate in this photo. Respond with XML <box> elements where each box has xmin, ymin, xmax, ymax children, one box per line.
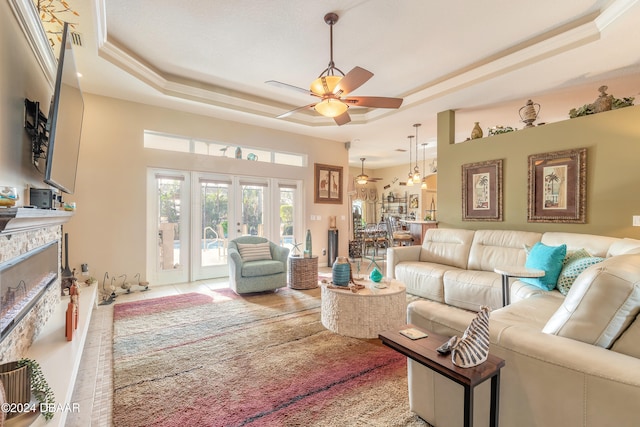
<box><xmin>633</xmin><ymin>215</ymin><xmax>640</xmax><ymax>226</ymax></box>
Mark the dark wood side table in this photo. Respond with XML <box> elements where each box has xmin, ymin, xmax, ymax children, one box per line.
<box><xmin>379</xmin><ymin>325</ymin><xmax>505</xmax><ymax>427</ymax></box>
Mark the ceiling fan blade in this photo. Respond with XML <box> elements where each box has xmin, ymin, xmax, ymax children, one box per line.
<box><xmin>334</xmin><ymin>111</ymin><xmax>351</xmax><ymax>126</ymax></box>
<box><xmin>334</xmin><ymin>67</ymin><xmax>373</xmax><ymax>96</ymax></box>
<box><xmin>266</xmin><ymin>80</ymin><xmax>318</xmax><ymax>97</ymax></box>
<box><xmin>276</xmin><ymin>103</ymin><xmax>317</xmax><ymax>119</ymax></box>
<box><xmin>343</xmin><ymin>96</ymin><xmax>403</xmax><ymax>109</ymax></box>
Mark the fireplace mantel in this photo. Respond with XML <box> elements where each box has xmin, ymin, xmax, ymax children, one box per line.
<box><xmin>0</xmin><ymin>207</ymin><xmax>73</xmax><ymax>235</ymax></box>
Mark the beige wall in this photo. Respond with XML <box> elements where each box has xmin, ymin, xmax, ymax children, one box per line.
<box><xmin>63</xmin><ymin>94</ymin><xmax>350</xmax><ymax>277</ymax></box>
<box><xmin>0</xmin><ymin>0</ymin><xmax>54</xmax><ymax>195</ymax></box>
<box><xmin>436</xmin><ymin>106</ymin><xmax>640</xmax><ymax>239</ymax></box>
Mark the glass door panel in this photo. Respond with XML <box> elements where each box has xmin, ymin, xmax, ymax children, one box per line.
<box><xmin>239</xmin><ymin>182</ymin><xmax>267</xmax><ymax>237</ymax></box>
<box><xmin>193</xmin><ymin>177</ymin><xmax>231</xmax><ymax>280</ymax></box>
<box><xmin>147</xmin><ymin>170</ymin><xmax>189</xmax><ymax>285</ymax></box>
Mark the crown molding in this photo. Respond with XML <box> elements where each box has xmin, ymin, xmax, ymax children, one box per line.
<box><xmin>8</xmin><ymin>0</ymin><xmax>57</xmax><ymax>89</ymax></box>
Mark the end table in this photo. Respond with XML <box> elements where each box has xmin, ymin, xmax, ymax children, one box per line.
<box><xmin>288</xmin><ymin>255</ymin><xmax>318</xmax><ymax>290</ymax></box>
<box><xmin>493</xmin><ymin>266</ymin><xmax>545</xmax><ymax>306</ymax></box>
<box><xmin>380</xmin><ymin>325</ymin><xmax>505</xmax><ymax>427</ymax></box>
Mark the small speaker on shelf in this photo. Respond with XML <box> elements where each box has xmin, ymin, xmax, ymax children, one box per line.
<box><xmin>29</xmin><ymin>188</ymin><xmax>53</xmax><ymax>209</ymax></box>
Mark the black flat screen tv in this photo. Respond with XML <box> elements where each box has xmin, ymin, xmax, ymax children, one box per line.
<box><xmin>44</xmin><ymin>22</ymin><xmax>84</xmax><ymax>195</ymax></box>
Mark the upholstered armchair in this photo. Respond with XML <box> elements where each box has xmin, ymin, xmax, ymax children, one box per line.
<box><xmin>228</xmin><ymin>236</ymin><xmax>290</xmax><ymax>294</ymax></box>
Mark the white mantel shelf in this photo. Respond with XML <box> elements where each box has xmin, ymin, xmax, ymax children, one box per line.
<box><xmin>0</xmin><ymin>208</ymin><xmax>73</xmax><ymax>235</ymax></box>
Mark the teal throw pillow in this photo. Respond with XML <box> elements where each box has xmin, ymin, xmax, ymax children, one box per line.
<box><xmin>556</xmin><ymin>256</ymin><xmax>605</xmax><ymax>296</ymax></box>
<box><xmin>521</xmin><ymin>242</ymin><xmax>567</xmax><ymax>291</ymax></box>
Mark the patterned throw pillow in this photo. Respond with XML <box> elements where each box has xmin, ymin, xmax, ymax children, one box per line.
<box><xmin>557</xmin><ymin>256</ymin><xmax>605</xmax><ymax>296</ymax></box>
<box><xmin>237</xmin><ymin>242</ymin><xmax>272</xmax><ymax>261</ymax></box>
<box><xmin>563</xmin><ymin>248</ymin><xmax>591</xmax><ymax>265</ymax></box>
<box><xmin>521</xmin><ymin>242</ymin><xmax>567</xmax><ymax>291</ymax></box>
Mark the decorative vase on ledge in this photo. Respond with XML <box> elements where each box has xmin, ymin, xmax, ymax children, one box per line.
<box><xmin>471</xmin><ymin>122</ymin><xmax>483</xmax><ymax>139</ymax></box>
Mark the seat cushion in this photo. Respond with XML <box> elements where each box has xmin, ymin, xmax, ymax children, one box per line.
<box><xmin>443</xmin><ymin>270</ymin><xmax>503</xmax><ymax>311</ymax></box>
<box><xmin>241</xmin><ymin>259</ymin><xmax>284</xmax><ymax>277</ymax></box>
<box><xmin>542</xmin><ymin>254</ymin><xmax>640</xmax><ymax>348</ymax></box>
<box><xmin>395</xmin><ymin>262</ymin><xmax>457</xmax><ymax>302</ymax></box>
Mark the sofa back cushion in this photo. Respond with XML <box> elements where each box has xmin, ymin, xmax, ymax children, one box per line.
<box><xmin>467</xmin><ymin>230</ymin><xmax>542</xmax><ymax>272</ymax></box>
<box><xmin>541</xmin><ymin>232</ymin><xmax>618</xmax><ymax>258</ymax></box>
<box><xmin>419</xmin><ymin>228</ymin><xmax>475</xmax><ymax>269</ymax></box>
<box><xmin>542</xmin><ymin>254</ymin><xmax>640</xmax><ymax>348</ymax></box>
<box><xmin>607</xmin><ymin>238</ymin><xmax>640</xmax><ymax>257</ymax></box>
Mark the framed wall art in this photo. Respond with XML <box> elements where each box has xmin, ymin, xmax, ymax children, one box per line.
<box><xmin>462</xmin><ymin>159</ymin><xmax>503</xmax><ymax>221</ymax></box>
<box><xmin>528</xmin><ymin>148</ymin><xmax>587</xmax><ymax>223</ymax></box>
<box><xmin>314</xmin><ymin>163</ymin><xmax>343</xmax><ymax>204</ymax></box>
<box><xmin>409</xmin><ymin>194</ymin><xmax>419</xmax><ymax>209</ymax></box>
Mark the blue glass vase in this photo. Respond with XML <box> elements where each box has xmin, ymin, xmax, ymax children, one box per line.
<box><xmin>332</xmin><ymin>257</ymin><xmax>350</xmax><ymax>286</ymax></box>
<box><xmin>369</xmin><ymin>267</ymin><xmax>383</xmax><ymax>283</ymax></box>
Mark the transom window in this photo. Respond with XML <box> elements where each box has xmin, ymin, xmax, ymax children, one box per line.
<box><xmin>144</xmin><ymin>130</ymin><xmax>306</xmax><ymax>167</ymax></box>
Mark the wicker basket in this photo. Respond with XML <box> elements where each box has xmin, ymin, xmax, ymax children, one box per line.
<box><xmin>288</xmin><ymin>256</ymin><xmax>318</xmax><ymax>290</ymax></box>
<box><xmin>0</xmin><ymin>361</ymin><xmax>31</xmax><ymax>420</ymax></box>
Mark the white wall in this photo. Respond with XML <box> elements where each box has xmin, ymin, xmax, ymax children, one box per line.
<box><xmin>63</xmin><ymin>94</ymin><xmax>350</xmax><ymax>280</ymax></box>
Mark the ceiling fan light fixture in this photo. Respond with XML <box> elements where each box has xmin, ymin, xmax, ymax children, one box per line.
<box><xmin>310</xmin><ymin>75</ymin><xmax>341</xmax><ymax>96</ymax></box>
<box><xmin>315</xmin><ymin>98</ymin><xmax>348</xmax><ymax>117</ymax></box>
<box><xmin>356</xmin><ymin>175</ymin><xmax>369</xmax><ymax>185</ymax></box>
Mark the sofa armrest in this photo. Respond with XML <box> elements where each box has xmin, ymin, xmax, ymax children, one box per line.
<box><xmin>386</xmin><ymin>245</ymin><xmax>422</xmax><ymax>278</ymax></box>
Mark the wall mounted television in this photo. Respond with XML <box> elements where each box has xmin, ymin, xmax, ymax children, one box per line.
<box><xmin>44</xmin><ymin>22</ymin><xmax>84</xmax><ymax>195</ymax></box>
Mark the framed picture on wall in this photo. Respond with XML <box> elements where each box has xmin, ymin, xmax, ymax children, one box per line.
<box><xmin>462</xmin><ymin>159</ymin><xmax>503</xmax><ymax>221</ymax></box>
<box><xmin>314</xmin><ymin>163</ymin><xmax>343</xmax><ymax>204</ymax></box>
<box><xmin>409</xmin><ymin>194</ymin><xmax>419</xmax><ymax>209</ymax></box>
<box><xmin>528</xmin><ymin>148</ymin><xmax>587</xmax><ymax>223</ymax></box>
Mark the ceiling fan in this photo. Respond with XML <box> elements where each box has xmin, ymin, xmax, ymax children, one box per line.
<box><xmin>355</xmin><ymin>158</ymin><xmax>382</xmax><ymax>184</ymax></box>
<box><xmin>266</xmin><ymin>12</ymin><xmax>403</xmax><ymax>126</ymax></box>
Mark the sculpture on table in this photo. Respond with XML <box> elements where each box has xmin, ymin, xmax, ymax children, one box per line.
<box><xmin>437</xmin><ymin>306</ymin><xmax>491</xmax><ymax>368</ymax></box>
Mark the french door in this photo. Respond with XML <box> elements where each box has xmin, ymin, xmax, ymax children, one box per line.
<box><xmin>148</xmin><ymin>169</ymin><xmax>302</xmax><ymax>285</ymax></box>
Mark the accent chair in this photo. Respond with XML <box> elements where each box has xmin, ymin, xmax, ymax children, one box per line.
<box><xmin>228</xmin><ymin>236</ymin><xmax>289</xmax><ymax>294</ymax></box>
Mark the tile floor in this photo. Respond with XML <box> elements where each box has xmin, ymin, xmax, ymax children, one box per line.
<box><xmin>65</xmin><ymin>265</ymin><xmax>341</xmax><ymax>426</ymax></box>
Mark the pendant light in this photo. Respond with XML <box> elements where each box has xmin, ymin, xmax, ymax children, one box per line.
<box><xmin>406</xmin><ymin>135</ymin><xmax>414</xmax><ymax>186</ymax></box>
<box><xmin>412</xmin><ymin>123</ymin><xmax>422</xmax><ymax>182</ymax></box>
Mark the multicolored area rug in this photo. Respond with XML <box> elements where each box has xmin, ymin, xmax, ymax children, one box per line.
<box><xmin>112</xmin><ymin>287</ymin><xmax>431</xmax><ymax>427</ymax></box>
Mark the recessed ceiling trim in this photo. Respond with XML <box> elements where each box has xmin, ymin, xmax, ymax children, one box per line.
<box><xmin>401</xmin><ymin>19</ymin><xmax>601</xmax><ymax>110</ymax></box>
<box><xmin>94</xmin><ymin>0</ymin><xmax>634</xmax><ymax>127</ymax></box>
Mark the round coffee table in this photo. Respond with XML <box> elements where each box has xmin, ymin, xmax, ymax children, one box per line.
<box><xmin>321</xmin><ymin>279</ymin><xmax>406</xmax><ymax>339</ymax></box>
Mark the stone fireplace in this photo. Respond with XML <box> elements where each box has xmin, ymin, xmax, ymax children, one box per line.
<box><xmin>0</xmin><ymin>208</ymin><xmax>72</xmax><ymax>363</ymax></box>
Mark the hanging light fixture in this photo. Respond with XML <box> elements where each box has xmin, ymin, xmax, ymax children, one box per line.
<box><xmin>421</xmin><ymin>142</ymin><xmax>428</xmax><ymax>189</ymax></box>
<box><xmin>406</xmin><ymin>135</ymin><xmax>414</xmax><ymax>186</ymax></box>
<box><xmin>412</xmin><ymin>123</ymin><xmax>422</xmax><ymax>182</ymax></box>
<box><xmin>356</xmin><ymin>157</ymin><xmax>369</xmax><ymax>185</ymax></box>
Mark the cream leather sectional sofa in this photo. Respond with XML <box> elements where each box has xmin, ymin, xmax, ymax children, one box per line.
<box><xmin>387</xmin><ymin>228</ymin><xmax>640</xmax><ymax>427</ymax></box>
